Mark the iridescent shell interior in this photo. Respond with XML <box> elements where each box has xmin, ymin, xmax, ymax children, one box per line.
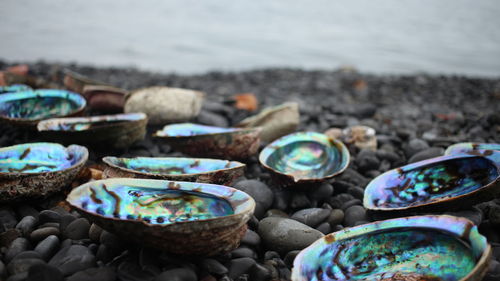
<box><xmin>0</xmin><ymin>142</ymin><xmax>88</xmax><ymax>174</ymax></box>
<box><xmin>103</xmin><ymin>156</ymin><xmax>244</xmax><ymax>175</ymax></box>
<box><xmin>445</xmin><ymin>142</ymin><xmax>500</xmax><ymax>156</ymax></box>
<box><xmin>155</xmin><ymin>123</ymin><xmax>239</xmax><ymax>137</ymax></box>
<box><xmin>292</xmin><ymin>215</ymin><xmax>489</xmax><ymax>281</ymax></box>
<box><xmin>0</xmin><ymin>89</ymin><xmax>86</xmax><ymax>121</ymax></box>
<box><xmin>67</xmin><ymin>178</ymin><xmax>254</xmax><ymax>225</ymax></box>
<box><xmin>37</xmin><ymin>113</ymin><xmax>146</xmax><ymax>132</ymax></box>
<box><xmin>0</xmin><ymin>84</ymin><xmax>32</xmax><ymax>94</ymax></box>
<box><xmin>364</xmin><ymin>152</ymin><xmax>500</xmax><ymax>211</ymax></box>
<box><xmin>259</xmin><ymin>132</ymin><xmax>349</xmax><ymax>181</ymax></box>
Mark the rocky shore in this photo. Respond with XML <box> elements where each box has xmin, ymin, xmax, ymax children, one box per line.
<box><xmin>0</xmin><ymin>61</ymin><xmax>499</xmax><ymax>281</ymax></box>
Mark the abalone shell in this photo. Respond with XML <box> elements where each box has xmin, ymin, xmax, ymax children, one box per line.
<box><xmin>0</xmin><ymin>89</ymin><xmax>86</xmax><ymax>126</ymax></box>
<box><xmin>364</xmin><ymin>151</ymin><xmax>500</xmax><ymax>212</ymax></box>
<box><xmin>445</xmin><ymin>142</ymin><xmax>500</xmax><ymax>157</ymax></box>
<box><xmin>292</xmin><ymin>215</ymin><xmax>491</xmax><ymax>281</ymax></box>
<box><xmin>0</xmin><ymin>84</ymin><xmax>32</xmax><ymax>94</ymax></box>
<box><xmin>37</xmin><ymin>113</ymin><xmax>147</xmax><ymax>149</ymax></box>
<box><xmin>154</xmin><ymin>123</ymin><xmax>261</xmax><ymax>160</ymax></box>
<box><xmin>259</xmin><ymin>132</ymin><xmax>349</xmax><ymax>186</ymax></box>
<box><xmin>66</xmin><ymin>178</ymin><xmax>255</xmax><ymax>256</ymax></box>
<box><xmin>102</xmin><ymin>156</ymin><xmax>245</xmax><ymax>185</ymax></box>
<box><xmin>0</xmin><ymin>142</ymin><xmax>88</xmax><ymax>202</ymax></box>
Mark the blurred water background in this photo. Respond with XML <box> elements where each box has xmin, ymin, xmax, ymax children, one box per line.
<box><xmin>1</xmin><ymin>0</ymin><xmax>499</xmax><ymax>76</ymax></box>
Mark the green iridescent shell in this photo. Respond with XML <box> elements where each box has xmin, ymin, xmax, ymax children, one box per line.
<box><xmin>259</xmin><ymin>132</ymin><xmax>349</xmax><ymax>186</ymax></box>
<box><xmin>66</xmin><ymin>178</ymin><xmax>255</xmax><ymax>256</ymax></box>
<box><xmin>0</xmin><ymin>89</ymin><xmax>86</xmax><ymax>127</ymax></box>
<box><xmin>37</xmin><ymin>113</ymin><xmax>147</xmax><ymax>149</ymax></box>
<box><xmin>364</xmin><ymin>151</ymin><xmax>500</xmax><ymax>212</ymax></box>
<box><xmin>292</xmin><ymin>215</ymin><xmax>491</xmax><ymax>281</ymax></box>
<box><xmin>0</xmin><ymin>142</ymin><xmax>88</xmax><ymax>202</ymax></box>
<box><xmin>102</xmin><ymin>156</ymin><xmax>245</xmax><ymax>185</ymax></box>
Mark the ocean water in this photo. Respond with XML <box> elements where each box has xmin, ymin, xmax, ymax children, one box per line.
<box><xmin>1</xmin><ymin>0</ymin><xmax>499</xmax><ymax>76</ymax></box>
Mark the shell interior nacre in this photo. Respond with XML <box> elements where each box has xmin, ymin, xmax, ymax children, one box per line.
<box><xmin>0</xmin><ymin>142</ymin><xmax>86</xmax><ymax>173</ymax></box>
<box><xmin>259</xmin><ymin>132</ymin><xmax>349</xmax><ymax>181</ymax></box>
<box><xmin>445</xmin><ymin>142</ymin><xmax>500</xmax><ymax>156</ymax></box>
<box><xmin>37</xmin><ymin>113</ymin><xmax>146</xmax><ymax>131</ymax></box>
<box><xmin>68</xmin><ymin>179</ymin><xmax>255</xmax><ymax>225</ymax></box>
<box><xmin>0</xmin><ymin>89</ymin><xmax>86</xmax><ymax>120</ymax></box>
<box><xmin>364</xmin><ymin>152</ymin><xmax>500</xmax><ymax>210</ymax></box>
<box><xmin>103</xmin><ymin>156</ymin><xmax>242</xmax><ymax>175</ymax></box>
<box><xmin>0</xmin><ymin>84</ymin><xmax>32</xmax><ymax>94</ymax></box>
<box><xmin>293</xmin><ymin>215</ymin><xmax>489</xmax><ymax>281</ymax></box>
<box><xmin>155</xmin><ymin>123</ymin><xmax>239</xmax><ymax>137</ymax></box>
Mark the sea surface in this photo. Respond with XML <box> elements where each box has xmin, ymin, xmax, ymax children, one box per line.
<box><xmin>1</xmin><ymin>0</ymin><xmax>499</xmax><ymax>76</ymax></box>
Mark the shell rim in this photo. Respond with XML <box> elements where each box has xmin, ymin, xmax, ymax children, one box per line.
<box><xmin>66</xmin><ymin>178</ymin><xmax>256</xmax><ymax>228</ymax></box>
<box><xmin>0</xmin><ymin>142</ymin><xmax>89</xmax><ymax>176</ymax></box>
<box><xmin>152</xmin><ymin>123</ymin><xmax>262</xmax><ymax>139</ymax></box>
<box><xmin>0</xmin><ymin>89</ymin><xmax>87</xmax><ymax>122</ymax></box>
<box><xmin>292</xmin><ymin>215</ymin><xmax>491</xmax><ymax>281</ymax></box>
<box><xmin>258</xmin><ymin>132</ymin><xmax>350</xmax><ymax>182</ymax></box>
<box><xmin>102</xmin><ymin>156</ymin><xmax>246</xmax><ymax>177</ymax></box>
<box><xmin>445</xmin><ymin>142</ymin><xmax>500</xmax><ymax>156</ymax></box>
<box><xmin>363</xmin><ymin>152</ymin><xmax>500</xmax><ymax>211</ymax></box>
<box><xmin>36</xmin><ymin>112</ymin><xmax>147</xmax><ymax>132</ymax></box>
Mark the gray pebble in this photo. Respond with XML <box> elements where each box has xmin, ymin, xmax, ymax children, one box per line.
<box><xmin>59</xmin><ymin>214</ymin><xmax>77</xmax><ymax>233</ymax></box>
<box><xmin>7</xmin><ymin>258</ymin><xmax>45</xmax><ymax>275</ymax></box>
<box><xmin>355</xmin><ymin>149</ymin><xmax>380</xmax><ymax>172</ymax></box>
<box><xmin>49</xmin><ymin>245</ymin><xmax>96</xmax><ymax>276</ymax></box>
<box><xmin>231</xmin><ymin>247</ymin><xmax>257</xmax><ymax>259</ymax></box>
<box><xmin>327</xmin><ymin>209</ymin><xmax>345</xmax><ymax>226</ymax></box>
<box><xmin>14</xmin><ymin>205</ymin><xmax>39</xmax><ymax>220</ymax></box>
<box><xmin>271</xmin><ymin>189</ymin><xmax>290</xmax><ymax>211</ymax></box>
<box><xmin>196</xmin><ymin>110</ymin><xmax>229</xmax><ymax>128</ymax></box>
<box><xmin>0</xmin><ymin>260</ymin><xmax>5</xmax><ymax>280</ymax></box>
<box><xmin>64</xmin><ymin>218</ymin><xmax>90</xmax><ymax>240</ymax></box>
<box><xmin>88</xmin><ymin>224</ymin><xmax>103</xmax><ymax>242</ymax></box>
<box><xmin>290</xmin><ymin>208</ymin><xmax>331</xmax><ymax>227</ymax></box>
<box><xmin>308</xmin><ymin>182</ymin><xmax>334</xmax><ymax>202</ymax></box>
<box><xmin>233</xmin><ymin>180</ymin><xmax>274</xmax><ymax>219</ymax></box>
<box><xmin>289</xmin><ymin>192</ymin><xmax>311</xmax><ymax>210</ymax></box>
<box><xmin>241</xmin><ymin>229</ymin><xmax>261</xmax><ymax>247</ymax></box>
<box><xmin>344</xmin><ymin>205</ymin><xmax>367</xmax><ymax>227</ymax></box>
<box><xmin>258</xmin><ymin>217</ymin><xmax>323</xmax><ymax>254</ymax></box>
<box><xmin>38</xmin><ymin>210</ymin><xmax>61</xmax><ymax>224</ymax></box>
<box><xmin>283</xmin><ymin>250</ymin><xmax>300</xmax><ymax>268</ymax></box>
<box><xmin>249</xmin><ymin>263</ymin><xmax>271</xmax><ymax>281</ymax></box>
<box><xmin>5</xmin><ymin>238</ymin><xmax>31</xmax><ymax>263</ymax></box>
<box><xmin>408</xmin><ymin>147</ymin><xmax>444</xmax><ymax>163</ymax></box>
<box><xmin>154</xmin><ymin>267</ymin><xmax>197</xmax><ymax>281</ymax></box>
<box><xmin>264</xmin><ymin>209</ymin><xmax>288</xmax><ymax>218</ymax></box>
<box><xmin>201</xmin><ymin>258</ymin><xmax>229</xmax><ymax>275</ymax></box>
<box><xmin>228</xmin><ymin>257</ymin><xmax>256</xmax><ymax>280</ymax></box>
<box><xmin>34</xmin><ymin>235</ymin><xmax>60</xmax><ymax>261</ymax></box>
<box><xmin>341</xmin><ymin>199</ymin><xmax>362</xmax><ymax>211</ymax></box>
<box><xmin>66</xmin><ymin>267</ymin><xmax>116</xmax><ymax>281</ymax></box>
<box><xmin>316</xmin><ymin>222</ymin><xmax>331</xmax><ymax>235</ymax></box>
<box><xmin>347</xmin><ymin>186</ymin><xmax>365</xmax><ymax>200</ymax></box>
<box><xmin>15</xmin><ymin>216</ymin><xmax>37</xmax><ymax>237</ymax></box>
<box><xmin>404</xmin><ymin>138</ymin><xmax>429</xmax><ymax>158</ymax></box>
<box><xmin>30</xmin><ymin>227</ymin><xmax>59</xmax><ymax>242</ymax></box>
<box><xmin>12</xmin><ymin>251</ymin><xmax>43</xmax><ymax>261</ymax></box>
<box><xmin>26</xmin><ymin>263</ymin><xmax>63</xmax><ymax>281</ymax></box>
<box><xmin>6</xmin><ymin>272</ymin><xmax>28</xmax><ymax>281</ymax></box>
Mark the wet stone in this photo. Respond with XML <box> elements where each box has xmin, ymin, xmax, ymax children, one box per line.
<box><xmin>66</xmin><ymin>266</ymin><xmax>116</xmax><ymax>281</ymax></box>
<box><xmin>154</xmin><ymin>267</ymin><xmax>197</xmax><ymax>281</ymax></box>
<box><xmin>343</xmin><ymin>205</ymin><xmax>367</xmax><ymax>227</ymax></box>
<box><xmin>34</xmin><ymin>235</ymin><xmax>60</xmax><ymax>261</ymax></box>
<box><xmin>290</xmin><ymin>208</ymin><xmax>331</xmax><ymax>227</ymax></box>
<box><xmin>5</xmin><ymin>237</ymin><xmax>31</xmax><ymax>263</ymax></box>
<box><xmin>15</xmin><ymin>216</ymin><xmax>37</xmax><ymax>237</ymax></box>
<box><xmin>228</xmin><ymin>257</ymin><xmax>256</xmax><ymax>280</ymax></box>
<box><xmin>30</xmin><ymin>227</ymin><xmax>59</xmax><ymax>242</ymax></box>
<box><xmin>201</xmin><ymin>258</ymin><xmax>229</xmax><ymax>275</ymax></box>
<box><xmin>26</xmin><ymin>263</ymin><xmax>63</xmax><ymax>281</ymax></box>
<box><xmin>63</xmin><ymin>218</ymin><xmax>90</xmax><ymax>240</ymax></box>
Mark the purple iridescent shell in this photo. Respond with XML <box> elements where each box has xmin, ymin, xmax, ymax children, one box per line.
<box><xmin>0</xmin><ymin>84</ymin><xmax>32</xmax><ymax>94</ymax></box>
<box><xmin>66</xmin><ymin>178</ymin><xmax>255</xmax><ymax>256</ymax></box>
<box><xmin>292</xmin><ymin>215</ymin><xmax>491</xmax><ymax>281</ymax></box>
<box><xmin>102</xmin><ymin>156</ymin><xmax>245</xmax><ymax>185</ymax></box>
<box><xmin>37</xmin><ymin>113</ymin><xmax>147</xmax><ymax>149</ymax></box>
<box><xmin>153</xmin><ymin>123</ymin><xmax>261</xmax><ymax>160</ymax></box>
<box><xmin>364</xmin><ymin>151</ymin><xmax>500</xmax><ymax>212</ymax></box>
<box><xmin>445</xmin><ymin>142</ymin><xmax>500</xmax><ymax>157</ymax></box>
<box><xmin>259</xmin><ymin>132</ymin><xmax>349</xmax><ymax>187</ymax></box>
<box><xmin>0</xmin><ymin>142</ymin><xmax>88</xmax><ymax>202</ymax></box>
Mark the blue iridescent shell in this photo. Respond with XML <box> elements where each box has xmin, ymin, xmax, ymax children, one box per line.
<box><xmin>364</xmin><ymin>151</ymin><xmax>500</xmax><ymax>212</ymax></box>
<box><xmin>0</xmin><ymin>89</ymin><xmax>86</xmax><ymax>126</ymax></box>
<box><xmin>102</xmin><ymin>156</ymin><xmax>245</xmax><ymax>185</ymax></box>
<box><xmin>66</xmin><ymin>178</ymin><xmax>255</xmax><ymax>256</ymax></box>
<box><xmin>154</xmin><ymin>123</ymin><xmax>261</xmax><ymax>160</ymax></box>
<box><xmin>0</xmin><ymin>84</ymin><xmax>32</xmax><ymax>94</ymax></box>
<box><xmin>445</xmin><ymin>142</ymin><xmax>500</xmax><ymax>157</ymax></box>
<box><xmin>292</xmin><ymin>215</ymin><xmax>491</xmax><ymax>281</ymax></box>
<box><xmin>0</xmin><ymin>142</ymin><xmax>88</xmax><ymax>202</ymax></box>
<box><xmin>259</xmin><ymin>132</ymin><xmax>349</xmax><ymax>186</ymax></box>
<box><xmin>37</xmin><ymin>113</ymin><xmax>147</xmax><ymax>149</ymax></box>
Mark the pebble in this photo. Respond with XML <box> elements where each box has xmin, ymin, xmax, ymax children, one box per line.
<box><xmin>38</xmin><ymin>210</ymin><xmax>61</xmax><ymax>224</ymax></box>
<box><xmin>196</xmin><ymin>110</ymin><xmax>229</xmax><ymax>127</ymax></box>
<box><xmin>0</xmin><ymin>208</ymin><xmax>17</xmax><ymax>231</ymax></box>
<box><xmin>34</xmin><ymin>235</ymin><xmax>60</xmax><ymax>261</ymax></box>
<box><xmin>30</xmin><ymin>227</ymin><xmax>60</xmax><ymax>242</ymax></box>
<box><xmin>340</xmin><ymin>199</ymin><xmax>362</xmax><ymax>211</ymax></box>
<box><xmin>264</xmin><ymin>209</ymin><xmax>288</xmax><ymax>218</ymax></box>
<box><xmin>233</xmin><ymin>180</ymin><xmax>274</xmax><ymax>219</ymax></box>
<box><xmin>249</xmin><ymin>263</ymin><xmax>271</xmax><ymax>281</ymax></box>
<box><xmin>404</xmin><ymin>138</ymin><xmax>429</xmax><ymax>158</ymax></box>
<box><xmin>26</xmin><ymin>263</ymin><xmax>63</xmax><ymax>281</ymax></box>
<box><xmin>355</xmin><ymin>149</ymin><xmax>380</xmax><ymax>172</ymax></box>
<box><xmin>316</xmin><ymin>222</ymin><xmax>331</xmax><ymax>234</ymax></box>
<box><xmin>117</xmin><ymin>260</ymin><xmax>155</xmax><ymax>281</ymax></box>
<box><xmin>327</xmin><ymin>209</ymin><xmax>345</xmax><ymax>226</ymax></box>
<box><xmin>201</xmin><ymin>258</ymin><xmax>228</xmax><ymax>275</ymax></box>
<box><xmin>12</xmin><ymin>251</ymin><xmax>43</xmax><ymax>261</ymax></box>
<box><xmin>59</xmin><ymin>214</ymin><xmax>77</xmax><ymax>233</ymax></box>
<box><xmin>228</xmin><ymin>257</ymin><xmax>256</xmax><ymax>280</ymax></box>
<box><xmin>241</xmin><ymin>229</ymin><xmax>261</xmax><ymax>247</ymax></box>
<box><xmin>489</xmin><ymin>205</ymin><xmax>500</xmax><ymax>226</ymax></box>
<box><xmin>258</xmin><ymin>217</ymin><xmax>323</xmax><ymax>254</ymax></box>
<box><xmin>289</xmin><ymin>192</ymin><xmax>311</xmax><ymax>210</ymax></box>
<box><xmin>66</xmin><ymin>267</ymin><xmax>116</xmax><ymax>281</ymax></box>
<box><xmin>283</xmin><ymin>250</ymin><xmax>300</xmax><ymax>268</ymax></box>
<box><xmin>15</xmin><ymin>216</ymin><xmax>37</xmax><ymax>236</ymax></box>
<box><xmin>14</xmin><ymin>205</ymin><xmax>39</xmax><ymax>220</ymax></box>
<box><xmin>63</xmin><ymin>218</ymin><xmax>90</xmax><ymax>240</ymax></box>
<box><xmin>5</xmin><ymin>237</ymin><xmax>31</xmax><ymax>263</ymax></box>
<box><xmin>271</xmin><ymin>189</ymin><xmax>290</xmax><ymax>211</ymax></box>
<box><xmin>231</xmin><ymin>247</ymin><xmax>257</xmax><ymax>259</ymax></box>
<box><xmin>343</xmin><ymin>205</ymin><xmax>367</xmax><ymax>227</ymax></box>
<box><xmin>49</xmin><ymin>245</ymin><xmax>96</xmax><ymax>276</ymax></box>
<box><xmin>347</xmin><ymin>186</ymin><xmax>365</xmax><ymax>200</ymax></box>
<box><xmin>154</xmin><ymin>267</ymin><xmax>197</xmax><ymax>281</ymax></box>
<box><xmin>308</xmin><ymin>182</ymin><xmax>334</xmax><ymax>202</ymax></box>
<box><xmin>7</xmin><ymin>258</ymin><xmax>45</xmax><ymax>275</ymax></box>
<box><xmin>0</xmin><ymin>260</ymin><xmax>5</xmax><ymax>279</ymax></box>
<box><xmin>88</xmin><ymin>224</ymin><xmax>103</xmax><ymax>242</ymax></box>
<box><xmin>6</xmin><ymin>272</ymin><xmax>28</xmax><ymax>281</ymax></box>
<box><xmin>290</xmin><ymin>208</ymin><xmax>331</xmax><ymax>227</ymax></box>
<box><xmin>408</xmin><ymin>147</ymin><xmax>444</xmax><ymax>163</ymax></box>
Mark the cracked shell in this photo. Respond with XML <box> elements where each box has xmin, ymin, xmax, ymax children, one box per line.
<box><xmin>0</xmin><ymin>142</ymin><xmax>88</xmax><ymax>202</ymax></box>
<box><xmin>292</xmin><ymin>215</ymin><xmax>491</xmax><ymax>281</ymax></box>
<box><xmin>37</xmin><ymin>113</ymin><xmax>147</xmax><ymax>149</ymax></box>
<box><xmin>364</xmin><ymin>150</ymin><xmax>500</xmax><ymax>212</ymax></box>
<box><xmin>66</xmin><ymin>178</ymin><xmax>255</xmax><ymax>256</ymax></box>
<box><xmin>102</xmin><ymin>156</ymin><xmax>245</xmax><ymax>185</ymax></box>
<box><xmin>153</xmin><ymin>123</ymin><xmax>261</xmax><ymax>160</ymax></box>
<box><xmin>259</xmin><ymin>132</ymin><xmax>349</xmax><ymax>186</ymax></box>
